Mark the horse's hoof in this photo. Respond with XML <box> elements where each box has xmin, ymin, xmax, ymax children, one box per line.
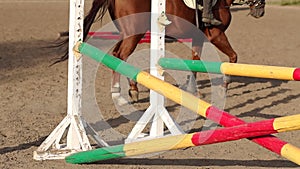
<box><xmin>112</xmin><ymin>92</ymin><xmax>128</xmax><ymax>106</ymax></box>
<box><xmin>128</xmin><ymin>89</ymin><xmax>139</xmax><ymax>103</ymax></box>
<box><xmin>223</xmin><ymin>75</ymin><xmax>231</xmax><ymax>85</ymax></box>
<box><xmin>220</xmin><ymin>75</ymin><xmax>231</xmax><ymax>90</ymax></box>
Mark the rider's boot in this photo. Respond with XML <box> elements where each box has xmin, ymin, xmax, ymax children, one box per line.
<box><xmin>202</xmin><ymin>0</ymin><xmax>222</xmax><ymax>26</ymax></box>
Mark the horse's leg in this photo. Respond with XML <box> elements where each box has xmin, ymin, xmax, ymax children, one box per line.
<box><xmin>204</xmin><ymin>28</ymin><xmax>237</xmax><ymax>87</ymax></box>
<box><xmin>191</xmin><ymin>38</ymin><xmax>203</xmax><ymax>70</ymax></box>
<box><xmin>185</xmin><ymin>39</ymin><xmax>202</xmax><ymax>94</ymax></box>
<box><xmin>111</xmin><ymin>40</ymin><xmax>123</xmax><ymax>97</ymax></box>
<box><xmin>111</xmin><ymin>34</ymin><xmax>145</xmax><ymax>103</ymax></box>
<box><xmin>189</xmin><ymin>38</ymin><xmax>205</xmax><ymax>97</ymax></box>
<box><xmin>204</xmin><ymin>28</ymin><xmax>237</xmax><ymax>63</ymax></box>
<box><xmin>111</xmin><ymin>0</ymin><xmax>150</xmax><ymax>102</ymax></box>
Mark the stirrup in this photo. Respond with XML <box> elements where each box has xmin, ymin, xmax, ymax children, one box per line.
<box><xmin>210</xmin><ymin>18</ymin><xmax>222</xmax><ymax>26</ymax></box>
<box><xmin>202</xmin><ymin>17</ymin><xmax>222</xmax><ymax>26</ymax></box>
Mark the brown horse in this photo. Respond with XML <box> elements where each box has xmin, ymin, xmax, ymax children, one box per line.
<box><xmin>57</xmin><ymin>0</ymin><xmax>265</xmax><ymax>102</ymax></box>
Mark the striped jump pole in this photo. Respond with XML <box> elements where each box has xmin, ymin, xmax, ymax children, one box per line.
<box><xmin>158</xmin><ymin>58</ymin><xmax>300</xmax><ymax>81</ymax></box>
<box><xmin>72</xmin><ymin>42</ymin><xmax>300</xmax><ymax>164</ymax></box>
<box><xmin>66</xmin><ymin>113</ymin><xmax>300</xmax><ymax>164</ymax></box>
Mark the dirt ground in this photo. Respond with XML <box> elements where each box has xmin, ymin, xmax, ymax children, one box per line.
<box><xmin>1</xmin><ymin>1</ymin><xmax>300</xmax><ymax>169</ymax></box>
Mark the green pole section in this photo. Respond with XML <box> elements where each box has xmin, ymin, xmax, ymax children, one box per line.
<box><xmin>158</xmin><ymin>58</ymin><xmax>222</xmax><ymax>74</ymax></box>
<box><xmin>65</xmin><ymin>145</ymin><xmax>126</xmax><ymax>164</ymax></box>
<box><xmin>78</xmin><ymin>42</ymin><xmax>141</xmax><ymax>81</ymax></box>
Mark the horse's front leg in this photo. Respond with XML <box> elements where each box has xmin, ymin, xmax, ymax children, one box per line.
<box><xmin>205</xmin><ymin>28</ymin><xmax>237</xmax><ymax>63</ymax></box>
<box><xmin>205</xmin><ymin>28</ymin><xmax>237</xmax><ymax>87</ymax></box>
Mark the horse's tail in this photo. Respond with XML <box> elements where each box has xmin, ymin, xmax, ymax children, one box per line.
<box><xmin>83</xmin><ymin>0</ymin><xmax>111</xmax><ymax>41</ymax></box>
<box><xmin>53</xmin><ymin>0</ymin><xmax>111</xmax><ymax>64</ymax></box>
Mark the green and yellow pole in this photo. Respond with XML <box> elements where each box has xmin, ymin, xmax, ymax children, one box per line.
<box><xmin>68</xmin><ymin>42</ymin><xmax>300</xmax><ymax>164</ymax></box>
<box><xmin>66</xmin><ymin>114</ymin><xmax>300</xmax><ymax>164</ymax></box>
<box><xmin>158</xmin><ymin>58</ymin><xmax>300</xmax><ymax>81</ymax></box>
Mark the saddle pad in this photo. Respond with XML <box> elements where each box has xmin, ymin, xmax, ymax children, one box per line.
<box><xmin>183</xmin><ymin>0</ymin><xmax>217</xmax><ymax>9</ymax></box>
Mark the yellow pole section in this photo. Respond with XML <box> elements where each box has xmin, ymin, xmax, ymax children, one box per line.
<box><xmin>221</xmin><ymin>63</ymin><xmax>295</xmax><ymax>80</ymax></box>
<box><xmin>273</xmin><ymin>114</ymin><xmax>300</xmax><ymax>132</ymax></box>
<box><xmin>136</xmin><ymin>71</ymin><xmax>211</xmax><ymax>117</ymax></box>
<box><xmin>124</xmin><ymin>134</ymin><xmax>194</xmax><ymax>156</ymax></box>
<box><xmin>281</xmin><ymin>144</ymin><xmax>300</xmax><ymax>165</ymax></box>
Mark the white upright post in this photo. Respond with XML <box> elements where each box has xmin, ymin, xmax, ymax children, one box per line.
<box><xmin>33</xmin><ymin>0</ymin><xmax>93</xmax><ymax>160</ymax></box>
<box><xmin>126</xmin><ymin>0</ymin><xmax>184</xmax><ymax>143</ymax></box>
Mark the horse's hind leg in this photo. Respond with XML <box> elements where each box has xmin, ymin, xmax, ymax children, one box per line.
<box><xmin>188</xmin><ymin>40</ymin><xmax>205</xmax><ymax>97</ymax></box>
<box><xmin>186</xmin><ymin>43</ymin><xmax>201</xmax><ymax>94</ymax></box>
<box><xmin>111</xmin><ymin>34</ymin><xmax>144</xmax><ymax>103</ymax></box>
